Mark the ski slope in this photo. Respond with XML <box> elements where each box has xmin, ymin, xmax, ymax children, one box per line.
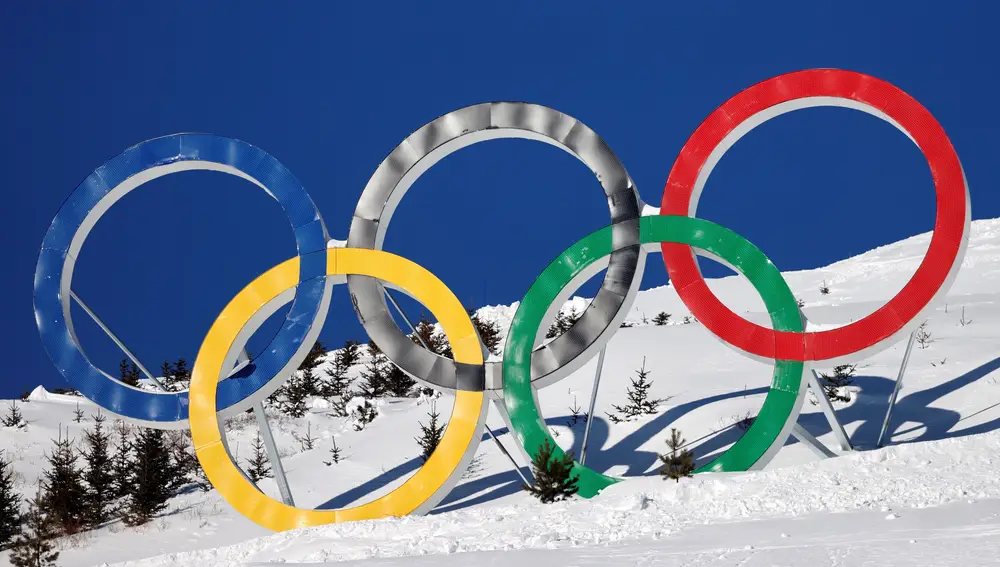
<box><xmin>3</xmin><ymin>219</ymin><xmax>1000</xmax><ymax>566</ymax></box>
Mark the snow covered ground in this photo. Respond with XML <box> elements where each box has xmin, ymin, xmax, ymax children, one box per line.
<box><xmin>3</xmin><ymin>219</ymin><xmax>1000</xmax><ymax>566</ymax></box>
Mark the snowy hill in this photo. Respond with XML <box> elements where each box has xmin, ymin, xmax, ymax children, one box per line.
<box><xmin>4</xmin><ymin>219</ymin><xmax>1000</xmax><ymax>566</ymax></box>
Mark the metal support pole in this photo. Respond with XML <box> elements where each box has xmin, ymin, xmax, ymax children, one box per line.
<box><xmin>383</xmin><ymin>287</ymin><xmax>528</xmax><ymax>485</ymax></box>
<box><xmin>877</xmin><ymin>329</ymin><xmax>918</xmax><ymax>448</ymax></box>
<box><xmin>384</xmin><ymin>288</ymin><xmax>428</xmax><ymax>350</ymax></box>
<box><xmin>808</xmin><ymin>368</ymin><xmax>853</xmax><ymax>451</ymax></box>
<box><xmin>253</xmin><ymin>402</ymin><xmax>295</xmax><ymax>506</ymax></box>
<box><xmin>790</xmin><ymin>423</ymin><xmax>836</xmax><ymax>459</ymax></box>
<box><xmin>70</xmin><ymin>290</ymin><xmax>167</xmax><ymax>391</ymax></box>
<box><xmin>490</xmin><ymin>394</ymin><xmax>533</xmax><ymax>472</ymax></box>
<box><xmin>484</xmin><ymin>425</ymin><xmax>531</xmax><ymax>487</ymax></box>
<box><xmin>579</xmin><ymin>346</ymin><xmax>607</xmax><ymax>466</ymax></box>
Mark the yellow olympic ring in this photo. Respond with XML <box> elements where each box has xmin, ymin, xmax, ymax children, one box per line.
<box><xmin>189</xmin><ymin>248</ymin><xmax>488</xmax><ymax>531</ymax></box>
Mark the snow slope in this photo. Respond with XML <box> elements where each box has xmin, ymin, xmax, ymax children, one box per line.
<box><xmin>3</xmin><ymin>219</ymin><xmax>1000</xmax><ymax>566</ymax></box>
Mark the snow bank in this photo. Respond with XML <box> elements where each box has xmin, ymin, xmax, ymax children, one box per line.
<box><xmin>106</xmin><ymin>429</ymin><xmax>1000</xmax><ymax>566</ymax></box>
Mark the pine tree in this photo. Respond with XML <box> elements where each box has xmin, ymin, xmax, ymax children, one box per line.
<box><xmin>415</xmin><ymin>403</ymin><xmax>446</xmax><ymax>462</ymax></box>
<box><xmin>170</xmin><ymin>359</ymin><xmax>191</xmax><ymax>391</ymax></box>
<box><xmin>279</xmin><ymin>368</ymin><xmax>313</xmax><ymax>418</ymax></box>
<box><xmin>160</xmin><ymin>360</ymin><xmax>174</xmax><ymax>391</ymax></box>
<box><xmin>412</xmin><ymin>319</ymin><xmax>453</xmax><ymax>359</ymax></box>
<box><xmin>166</xmin><ymin>431</ymin><xmax>208</xmax><ymax>492</ymax></box>
<box><xmin>386</xmin><ymin>363</ymin><xmax>415</xmax><ymax>397</ymax></box>
<box><xmin>2</xmin><ymin>401</ymin><xmax>25</xmax><ymax>428</ymax></box>
<box><xmin>606</xmin><ymin>358</ymin><xmax>664</xmax><ymax>423</ymax></box>
<box><xmin>523</xmin><ymin>438</ymin><xmax>579</xmax><ymax>503</ymax></box>
<box><xmin>294</xmin><ymin>423</ymin><xmax>317</xmax><ymax>451</ymax></box>
<box><xmin>356</xmin><ymin>343</ymin><xmax>390</xmax><ymax>398</ymax></box>
<box><xmin>545</xmin><ymin>307</ymin><xmax>579</xmax><ymax>339</ymax></box>
<box><xmin>0</xmin><ymin>450</ymin><xmax>22</xmax><ymax>550</ymax></box>
<box><xmin>124</xmin><ymin>427</ymin><xmax>174</xmax><ymax>526</ymax></box>
<box><xmin>7</xmin><ymin>489</ymin><xmax>59</xmax><ymax>567</ymax></box>
<box><xmin>119</xmin><ymin>358</ymin><xmax>140</xmax><ymax>387</ymax></box>
<box><xmin>72</xmin><ymin>403</ymin><xmax>84</xmax><ymax>423</ymax></box>
<box><xmin>469</xmin><ymin>309</ymin><xmax>503</xmax><ymax>355</ymax></box>
<box><xmin>299</xmin><ymin>341</ymin><xmax>327</xmax><ymax>375</ymax></box>
<box><xmin>245</xmin><ymin>431</ymin><xmax>271</xmax><ymax>483</ymax></box>
<box><xmin>40</xmin><ymin>427</ymin><xmax>87</xmax><ymax>535</ymax></box>
<box><xmin>323</xmin><ymin>438</ymin><xmax>343</xmax><ymax>466</ymax></box>
<box><xmin>659</xmin><ymin>428</ymin><xmax>695</xmax><ymax>482</ymax></box>
<box><xmin>652</xmin><ymin>312</ymin><xmax>671</xmax><ymax>326</ymax></box>
<box><xmin>110</xmin><ymin>420</ymin><xmax>133</xmax><ymax>501</ymax></box>
<box><xmin>916</xmin><ymin>320</ymin><xmax>934</xmax><ymax>349</ymax></box>
<box><xmin>819</xmin><ymin>280</ymin><xmax>830</xmax><ymax>295</ymax></box>
<box><xmin>321</xmin><ymin>340</ymin><xmax>361</xmax><ymax>416</ymax></box>
<box><xmin>567</xmin><ymin>396</ymin><xmax>587</xmax><ymax>426</ymax></box>
<box><xmin>81</xmin><ymin>412</ymin><xmax>114</xmax><ymax>528</ymax></box>
<box><xmin>819</xmin><ymin>364</ymin><xmax>856</xmax><ymax>403</ymax></box>
<box><xmin>350</xmin><ymin>399</ymin><xmax>378</xmax><ymax>431</ymax></box>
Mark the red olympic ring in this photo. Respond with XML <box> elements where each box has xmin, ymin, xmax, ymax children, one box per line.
<box><xmin>661</xmin><ymin>68</ymin><xmax>970</xmax><ymax>363</ymax></box>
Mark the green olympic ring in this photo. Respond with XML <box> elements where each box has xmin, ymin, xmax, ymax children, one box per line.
<box><xmin>503</xmin><ymin>215</ymin><xmax>806</xmax><ymax>497</ymax></box>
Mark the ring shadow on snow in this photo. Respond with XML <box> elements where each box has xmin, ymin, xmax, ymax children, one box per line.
<box><xmin>319</xmin><ymin>355</ymin><xmax>1000</xmax><ymax>514</ymax></box>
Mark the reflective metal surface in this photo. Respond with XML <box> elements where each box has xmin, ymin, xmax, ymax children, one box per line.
<box><xmin>347</xmin><ymin>102</ymin><xmax>645</xmax><ymax>392</ymax></box>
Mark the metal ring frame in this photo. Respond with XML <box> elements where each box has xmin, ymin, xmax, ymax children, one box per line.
<box><xmin>346</xmin><ymin>102</ymin><xmax>645</xmax><ymax>393</ymax></box>
<box><xmin>32</xmin><ymin>70</ymin><xmax>970</xmax><ymax>531</ymax></box>
<box><xmin>33</xmin><ymin>134</ymin><xmax>332</xmax><ymax>429</ymax></box>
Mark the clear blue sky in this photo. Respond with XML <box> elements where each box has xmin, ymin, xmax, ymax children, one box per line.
<box><xmin>2</xmin><ymin>2</ymin><xmax>997</xmax><ymax>398</ymax></box>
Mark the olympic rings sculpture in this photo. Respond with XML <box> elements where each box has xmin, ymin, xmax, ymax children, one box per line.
<box><xmin>33</xmin><ymin>68</ymin><xmax>970</xmax><ymax>531</ymax></box>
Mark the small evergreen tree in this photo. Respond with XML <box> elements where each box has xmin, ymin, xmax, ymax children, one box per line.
<box><xmin>119</xmin><ymin>358</ymin><xmax>141</xmax><ymax>387</ymax></box>
<box><xmin>159</xmin><ymin>361</ymin><xmax>173</xmax><ymax>391</ymax></box>
<box><xmin>606</xmin><ymin>358</ymin><xmax>664</xmax><ymax>423</ymax></box>
<box><xmin>470</xmin><ymin>309</ymin><xmax>503</xmax><ymax>355</ymax></box>
<box><xmin>123</xmin><ymin>427</ymin><xmax>174</xmax><ymax>526</ymax></box>
<box><xmin>820</xmin><ymin>280</ymin><xmax>830</xmax><ymax>295</ymax></box>
<box><xmin>659</xmin><ymin>428</ymin><xmax>695</xmax><ymax>482</ymax></box>
<box><xmin>295</xmin><ymin>422</ymin><xmax>318</xmax><ymax>451</ymax></box>
<box><xmin>819</xmin><ymin>364</ymin><xmax>856</xmax><ymax>403</ymax></box>
<box><xmin>350</xmin><ymin>399</ymin><xmax>378</xmax><ymax>431</ymax></box>
<box><xmin>81</xmin><ymin>412</ymin><xmax>114</xmax><ymax>528</ymax></box>
<box><xmin>246</xmin><ymin>431</ymin><xmax>272</xmax><ymax>483</ymax></box>
<box><xmin>110</xmin><ymin>420</ymin><xmax>133</xmax><ymax>501</ymax></box>
<box><xmin>797</xmin><ymin>298</ymin><xmax>805</xmax><ymax>308</ymax></box>
<box><xmin>412</xmin><ymin>319</ymin><xmax>453</xmax><ymax>359</ymax></box>
<box><xmin>682</xmin><ymin>315</ymin><xmax>693</xmax><ymax>324</ymax></box>
<box><xmin>323</xmin><ymin>438</ymin><xmax>343</xmax><ymax>466</ymax></box>
<box><xmin>321</xmin><ymin>340</ymin><xmax>361</xmax><ymax>415</ymax></box>
<box><xmin>170</xmin><ymin>359</ymin><xmax>191</xmax><ymax>391</ymax></box>
<box><xmin>523</xmin><ymin>438</ymin><xmax>579</xmax><ymax>503</ymax></box>
<box><xmin>7</xmin><ymin>488</ymin><xmax>58</xmax><ymax>567</ymax></box>
<box><xmin>2</xmin><ymin>401</ymin><xmax>25</xmax><ymax>428</ymax></box>
<box><xmin>916</xmin><ymin>320</ymin><xmax>934</xmax><ymax>349</ymax></box>
<box><xmin>386</xmin><ymin>363</ymin><xmax>415</xmax><ymax>397</ymax></box>
<box><xmin>545</xmin><ymin>307</ymin><xmax>579</xmax><ymax>339</ymax></box>
<box><xmin>0</xmin><ymin>450</ymin><xmax>22</xmax><ymax>550</ymax></box>
<box><xmin>356</xmin><ymin>343</ymin><xmax>390</xmax><ymax>398</ymax></box>
<box><xmin>165</xmin><ymin>431</ymin><xmax>207</xmax><ymax>492</ymax></box>
<box><xmin>40</xmin><ymin>427</ymin><xmax>87</xmax><ymax>535</ymax></box>
<box><xmin>299</xmin><ymin>340</ymin><xmax>327</xmax><ymax>374</ymax></box>
<box><xmin>279</xmin><ymin>368</ymin><xmax>313</xmax><ymax>418</ymax></box>
<box><xmin>415</xmin><ymin>402</ymin><xmax>446</xmax><ymax>462</ymax></box>
<box><xmin>567</xmin><ymin>396</ymin><xmax>587</xmax><ymax>426</ymax></box>
<box><xmin>959</xmin><ymin>306</ymin><xmax>972</xmax><ymax>327</ymax></box>
<box><xmin>652</xmin><ymin>312</ymin><xmax>671</xmax><ymax>326</ymax></box>
<box><xmin>72</xmin><ymin>403</ymin><xmax>84</xmax><ymax>423</ymax></box>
